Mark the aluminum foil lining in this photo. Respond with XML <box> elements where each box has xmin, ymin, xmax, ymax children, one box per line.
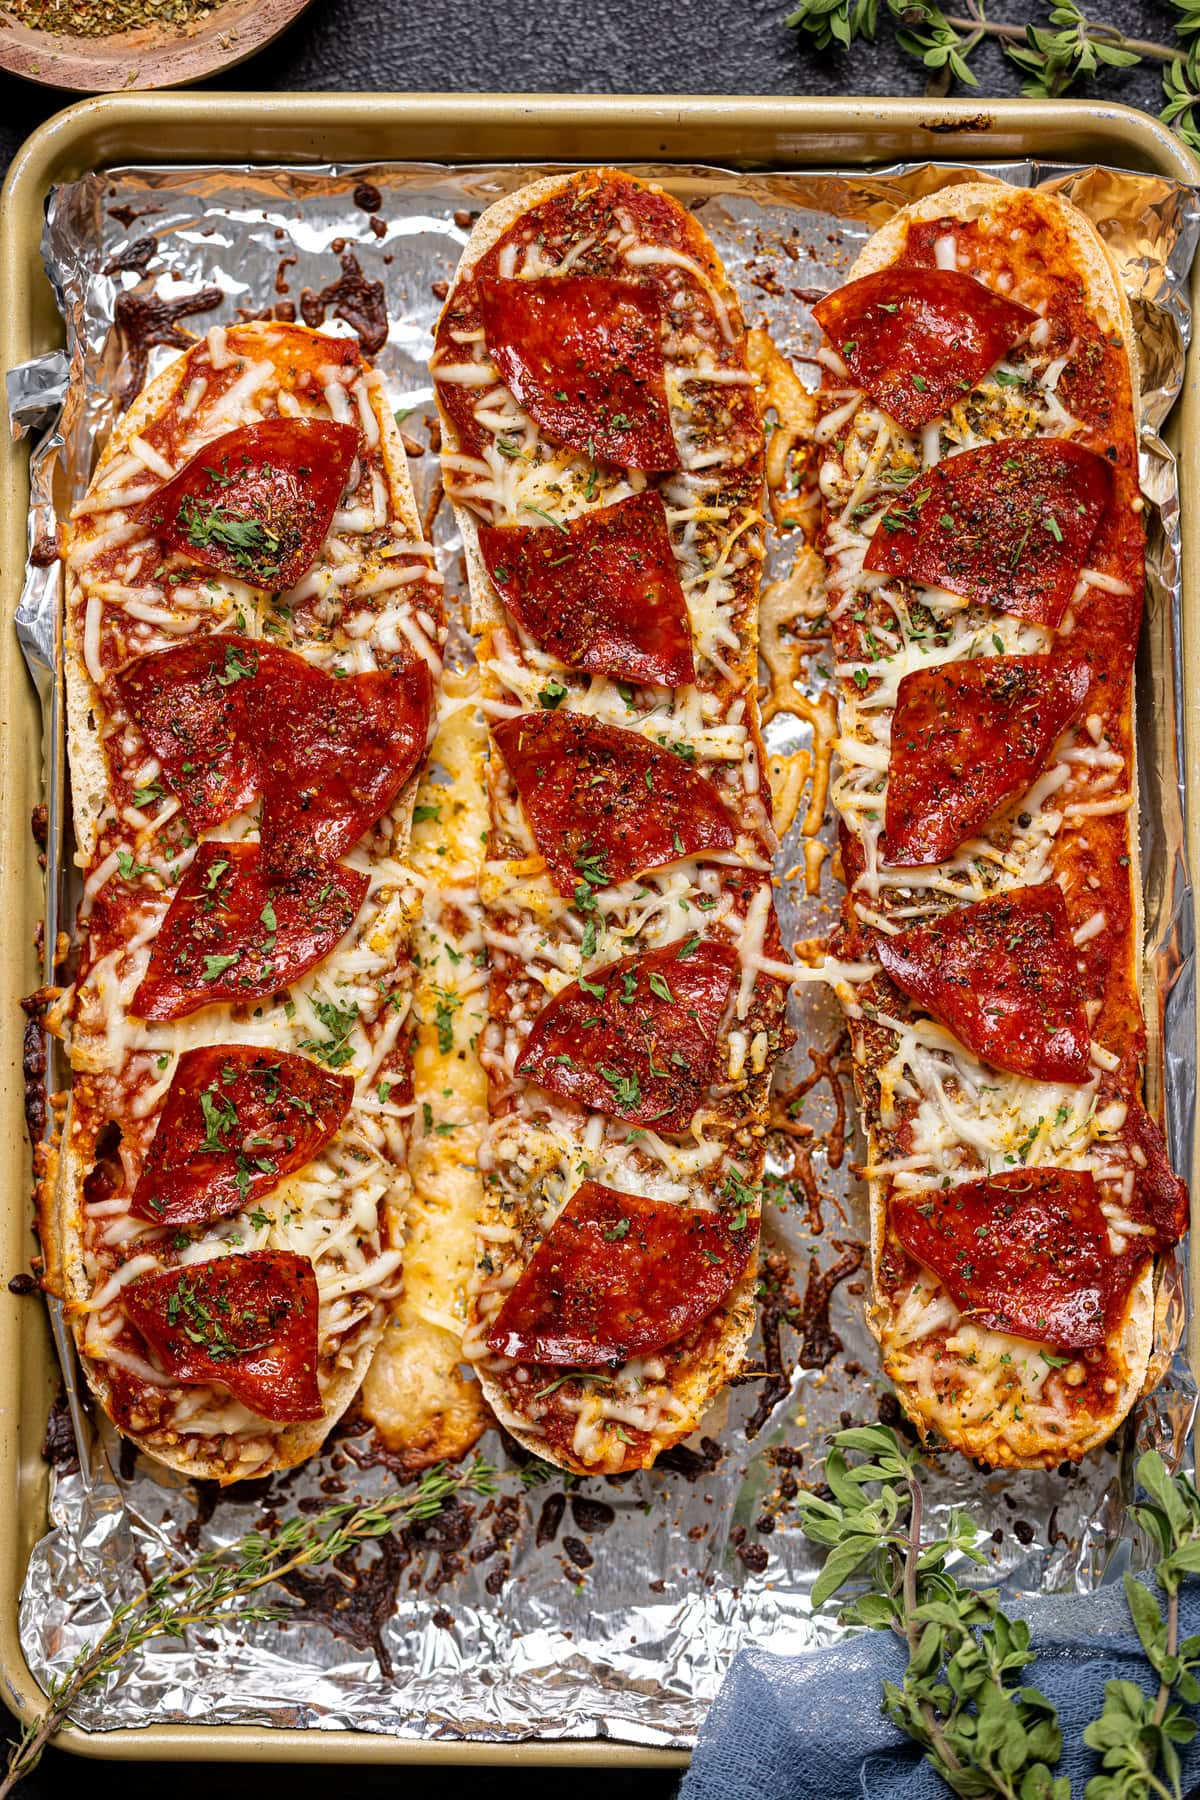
<box><xmin>11</xmin><ymin>156</ymin><xmax>1200</xmax><ymax>1751</ymax></box>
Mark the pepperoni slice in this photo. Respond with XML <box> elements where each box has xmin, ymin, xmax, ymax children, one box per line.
<box><xmin>485</xmin><ymin>1180</ymin><xmax>755</xmax><ymax>1365</ymax></box>
<box><xmin>812</xmin><ymin>269</ymin><xmax>1035</xmax><ymax>432</ymax></box>
<box><xmin>517</xmin><ymin>935</ymin><xmax>737</xmax><ymax>1131</ymax></box>
<box><xmin>118</xmin><ymin>636</ymin><xmax>429</xmax><ymax>860</ymax></box>
<box><xmin>876</xmin><ymin>884</ymin><xmax>1090</xmax><ymax>1083</ymax></box>
<box><xmin>123</xmin><ymin>1250</ymin><xmax>323</xmax><ymax>1421</ymax></box>
<box><xmin>476</xmin><ymin>276</ymin><xmax>676</xmax><ymax>470</ymax></box>
<box><xmin>140</xmin><ymin>418</ymin><xmax>360</xmax><ymax>589</ymax></box>
<box><xmin>884</xmin><ymin>655</ymin><xmax>1090</xmax><ymax>867</ymax></box>
<box><xmin>245</xmin><ymin>654</ymin><xmax>432</xmax><ymax>873</ymax></box>
<box><xmin>492</xmin><ymin>712</ymin><xmax>737</xmax><ymax>897</ymax></box>
<box><xmin>864</xmin><ymin>440</ymin><xmax>1113</xmax><ymax>628</ymax></box>
<box><xmin>132</xmin><ymin>842</ymin><xmax>368</xmax><ymax>1021</ymax></box>
<box><xmin>115</xmin><ymin>636</ymin><xmax>264</xmax><ymax>834</ymax></box>
<box><xmin>890</xmin><ymin>1169</ymin><xmax>1141</xmax><ymax>1350</ymax></box>
<box><xmin>477</xmin><ymin>490</ymin><xmax>694</xmax><ymax>687</ymax></box>
<box><xmin>1123</xmin><ymin>1100</ymin><xmax>1190</xmax><ymax>1248</ymax></box>
<box><xmin>130</xmin><ymin>1047</ymin><xmax>353</xmax><ymax>1227</ymax></box>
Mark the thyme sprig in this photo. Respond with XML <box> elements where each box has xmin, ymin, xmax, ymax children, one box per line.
<box><xmin>783</xmin><ymin>0</ymin><xmax>1200</xmax><ymax>149</ymax></box>
<box><xmin>1</xmin><ymin>1458</ymin><xmax>497</xmax><ymax>1798</ymax></box>
<box><xmin>798</xmin><ymin>1427</ymin><xmax>1200</xmax><ymax>1799</ymax></box>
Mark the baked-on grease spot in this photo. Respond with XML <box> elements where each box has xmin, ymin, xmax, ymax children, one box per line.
<box><xmin>536</xmin><ymin>1491</ymin><xmax>566</xmax><ymax>1547</ymax></box>
<box><xmin>469</xmin><ymin>1493</ymin><xmax>521</xmax><ymax>1596</ymax></box>
<box><xmin>41</xmin><ymin>1391</ymin><xmax>80</xmax><ymax>1474</ymax></box>
<box><xmin>570</xmin><ymin>1495</ymin><xmax>616</xmax><ymax>1533</ymax></box>
<box><xmin>20</xmin><ymin>1013</ymin><xmax>47</xmax><ymax>1145</ymax></box>
<box><xmin>656</xmin><ymin>1435</ymin><xmax>725</xmax><ymax>1481</ymax></box>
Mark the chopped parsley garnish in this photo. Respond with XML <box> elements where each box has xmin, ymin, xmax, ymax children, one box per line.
<box><xmin>599</xmin><ymin>1066</ymin><xmax>641</xmax><ymax>1110</ymax></box>
<box><xmin>215</xmin><ymin>641</ymin><xmax>258</xmax><ymax>687</ymax></box>
<box><xmin>179</xmin><ymin>497</ymin><xmax>282</xmax><ymax>575</ymax></box>
<box><xmin>431</xmin><ymin>985</ymin><xmax>462</xmax><ymax>1055</ymax></box>
<box><xmin>116</xmin><ymin>848</ymin><xmax>156</xmax><ymax>883</ymax></box>
<box><xmin>201</xmin><ymin>953</ymin><xmax>239</xmax><ymax>983</ymax></box>
<box><xmin>198</xmin><ymin>1085</ymin><xmax>237</xmax><ymax>1153</ymax></box>
<box><xmin>299</xmin><ymin>997</ymin><xmax>360</xmax><ymax>1068</ymax></box>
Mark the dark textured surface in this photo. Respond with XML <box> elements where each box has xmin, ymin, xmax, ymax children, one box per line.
<box><xmin>0</xmin><ymin>0</ymin><xmax>1181</xmax><ymax>174</ymax></box>
<box><xmin>0</xmin><ymin>0</ymin><xmax>1183</xmax><ymax>1789</ymax></box>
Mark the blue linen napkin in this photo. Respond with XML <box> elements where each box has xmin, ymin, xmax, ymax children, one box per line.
<box><xmin>681</xmin><ymin>1581</ymin><xmax>1200</xmax><ymax>1799</ymax></box>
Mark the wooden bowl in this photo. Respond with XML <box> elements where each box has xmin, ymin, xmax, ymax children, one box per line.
<box><xmin>0</xmin><ymin>0</ymin><xmax>315</xmax><ymax>92</ymax></box>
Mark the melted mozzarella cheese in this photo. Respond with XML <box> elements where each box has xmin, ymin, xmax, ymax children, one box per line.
<box><xmin>359</xmin><ymin>677</ymin><xmax>490</xmax><ymax>1464</ymax></box>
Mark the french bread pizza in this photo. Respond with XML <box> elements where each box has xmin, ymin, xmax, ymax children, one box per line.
<box><xmin>432</xmin><ymin>168</ymin><xmax>788</xmax><ymax>1474</ymax></box>
<box><xmin>47</xmin><ymin>319</ymin><xmax>444</xmax><ymax>1481</ymax></box>
<box><xmin>812</xmin><ymin>181</ymin><xmax>1188</xmax><ymax>1465</ymax></box>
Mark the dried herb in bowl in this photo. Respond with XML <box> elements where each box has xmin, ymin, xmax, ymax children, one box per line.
<box><xmin>0</xmin><ymin>0</ymin><xmax>225</xmax><ymax>36</ymax></box>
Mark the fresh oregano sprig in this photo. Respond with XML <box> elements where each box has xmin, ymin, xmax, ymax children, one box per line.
<box><xmin>796</xmin><ymin>1424</ymin><xmax>1069</xmax><ymax>1797</ymax></box>
<box><xmin>800</xmin><ymin>1429</ymin><xmax>1200</xmax><ymax>1799</ymax></box>
<box><xmin>783</xmin><ymin>0</ymin><xmax>1200</xmax><ymax>150</ymax></box>
<box><xmin>0</xmin><ymin>1457</ymin><xmax>497</xmax><ymax>1798</ymax></box>
<box><xmin>1083</xmin><ymin>1451</ymin><xmax>1200</xmax><ymax>1800</ymax></box>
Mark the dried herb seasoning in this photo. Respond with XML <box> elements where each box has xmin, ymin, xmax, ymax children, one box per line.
<box><xmin>2</xmin><ymin>0</ymin><xmax>227</xmax><ymax>39</ymax></box>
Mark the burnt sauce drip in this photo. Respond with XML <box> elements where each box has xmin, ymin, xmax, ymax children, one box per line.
<box><xmin>736</xmin><ymin>1233</ymin><xmax>864</xmax><ymax>1441</ymax></box>
<box><xmin>796</xmin><ymin>1239</ymin><xmax>865</xmax><ymax>1369</ymax></box>
<box><xmin>569</xmin><ymin>1495</ymin><xmax>615</xmax><ymax>1533</ymax></box>
<box><xmin>280</xmin><ymin>1532</ymin><xmax>409</xmax><ymax>1678</ymax></box>
<box><xmin>299</xmin><ymin>253</ymin><xmax>388</xmax><ymax>356</ymax></box>
<box><xmin>767</xmin><ymin>1036</ymin><xmax>853</xmax><ymax>1235</ymax></box>
<box><xmin>469</xmin><ymin>1493</ymin><xmax>522</xmax><ymax>1595</ymax></box>
<box><xmin>115</xmin><ymin>286</ymin><xmax>223</xmax><ymax>408</ymax></box>
<box><xmin>103</xmin><ymin>236</ymin><xmax>159</xmax><ymax>279</ymax></box>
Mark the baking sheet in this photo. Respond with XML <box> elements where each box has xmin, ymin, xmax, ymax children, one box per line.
<box><xmin>8</xmin><ymin>154</ymin><xmax>1199</xmax><ymax>1749</ymax></box>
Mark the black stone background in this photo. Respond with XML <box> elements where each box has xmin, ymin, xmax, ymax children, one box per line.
<box><xmin>0</xmin><ymin>0</ymin><xmax>1188</xmax><ymax>1792</ymax></box>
